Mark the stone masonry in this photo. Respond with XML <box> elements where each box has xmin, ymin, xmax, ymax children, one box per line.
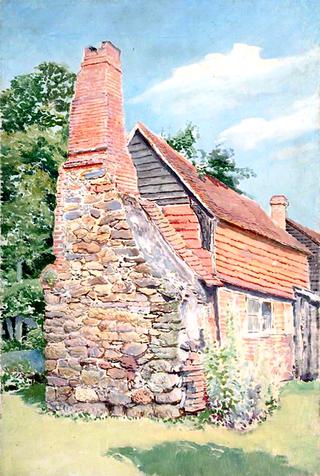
<box><xmin>42</xmin><ymin>42</ymin><xmax>210</xmax><ymax>417</ymax></box>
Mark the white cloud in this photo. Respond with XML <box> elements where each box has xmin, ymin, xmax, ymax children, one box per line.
<box><xmin>217</xmin><ymin>94</ymin><xmax>319</xmax><ymax>149</ymax></box>
<box><xmin>272</xmin><ymin>141</ymin><xmax>318</xmax><ymax>161</ymax></box>
<box><xmin>130</xmin><ymin>43</ymin><xmax>320</xmax><ymax>117</ymax></box>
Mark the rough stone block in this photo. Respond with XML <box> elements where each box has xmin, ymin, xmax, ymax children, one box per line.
<box><xmin>105</xmin><ymin>200</ymin><xmax>122</xmax><ymax>211</ymax></box>
<box><xmin>122</xmin><ymin>343</ymin><xmax>147</xmax><ymax>357</ymax></box>
<box><xmin>46</xmin><ymin>386</ymin><xmax>56</xmax><ymax>402</ymax></box>
<box><xmin>153</xmin><ymin>404</ymin><xmax>181</xmax><ymax>419</ymax></box>
<box><xmin>64</xmin><ymin>211</ymin><xmax>82</xmax><ymax>220</ymax></box>
<box><xmin>107</xmin><ymin>367</ymin><xmax>126</xmax><ymax>379</ymax></box>
<box><xmin>155</xmin><ymin>388</ymin><xmax>182</xmax><ymax>404</ymax></box>
<box><xmin>127</xmin><ymin>404</ymin><xmax>154</xmax><ymax>418</ymax></box>
<box><xmin>75</xmin><ymin>387</ymin><xmax>99</xmax><ymax>402</ymax></box>
<box><xmin>81</xmin><ymin>370</ymin><xmax>102</xmax><ymax>385</ymax></box>
<box><xmin>45</xmin><ymin>343</ymin><xmax>67</xmax><ymax>359</ymax></box>
<box><xmin>132</xmin><ymin>388</ymin><xmax>154</xmax><ymax>404</ymax></box>
<box><xmin>107</xmin><ymin>390</ymin><xmax>131</xmax><ymax>406</ymax></box>
<box><xmin>148</xmin><ymin>372</ymin><xmax>180</xmax><ymax>393</ymax></box>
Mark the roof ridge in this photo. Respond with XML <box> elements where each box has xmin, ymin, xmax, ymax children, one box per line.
<box><xmin>287</xmin><ymin>217</ymin><xmax>320</xmax><ymax>245</ymax></box>
<box><xmin>131</xmin><ymin>123</ymin><xmax>308</xmax><ymax>255</ymax></box>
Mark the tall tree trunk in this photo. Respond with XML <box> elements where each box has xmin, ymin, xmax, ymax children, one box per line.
<box><xmin>16</xmin><ymin>261</ymin><xmax>23</xmax><ymax>282</ymax></box>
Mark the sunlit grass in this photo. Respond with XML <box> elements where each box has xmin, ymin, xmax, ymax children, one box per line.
<box><xmin>1</xmin><ymin>381</ymin><xmax>319</xmax><ymax>476</ymax></box>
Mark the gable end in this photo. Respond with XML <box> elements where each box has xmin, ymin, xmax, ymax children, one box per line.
<box><xmin>128</xmin><ymin>131</ymin><xmax>189</xmax><ymax>205</ymax></box>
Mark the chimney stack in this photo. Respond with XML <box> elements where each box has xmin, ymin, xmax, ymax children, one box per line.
<box><xmin>270</xmin><ymin>195</ymin><xmax>289</xmax><ymax>229</ymax></box>
<box><xmin>67</xmin><ymin>41</ymin><xmax>138</xmax><ymax>195</ymax></box>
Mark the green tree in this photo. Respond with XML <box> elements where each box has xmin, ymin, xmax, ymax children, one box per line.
<box><xmin>1</xmin><ymin>63</ymin><xmax>75</xmax><ymax>347</ymax></box>
<box><xmin>0</xmin><ymin>62</ymin><xmax>76</xmax><ymax>133</ymax></box>
<box><xmin>1</xmin><ymin>127</ymin><xmax>66</xmax><ymax>281</ymax></box>
<box><xmin>165</xmin><ymin>123</ymin><xmax>255</xmax><ymax>194</ymax></box>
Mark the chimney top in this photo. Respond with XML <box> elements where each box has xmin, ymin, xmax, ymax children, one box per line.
<box><xmin>270</xmin><ymin>195</ymin><xmax>289</xmax><ymax>207</ymax></box>
<box><xmin>67</xmin><ymin>40</ymin><xmax>138</xmax><ymax>195</ymax></box>
<box><xmin>82</xmin><ymin>41</ymin><xmax>121</xmax><ymax>70</ymax></box>
<box><xmin>270</xmin><ymin>195</ymin><xmax>289</xmax><ymax>229</ymax></box>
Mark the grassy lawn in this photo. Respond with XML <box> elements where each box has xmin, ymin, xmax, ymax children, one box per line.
<box><xmin>1</xmin><ymin>381</ymin><xmax>319</xmax><ymax>476</ymax></box>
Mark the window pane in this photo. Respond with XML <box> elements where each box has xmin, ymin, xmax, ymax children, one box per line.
<box><xmin>262</xmin><ymin>302</ymin><xmax>272</xmax><ymax>330</ymax></box>
<box><xmin>248</xmin><ymin>314</ymin><xmax>261</xmax><ymax>332</ymax></box>
<box><xmin>248</xmin><ymin>299</ymin><xmax>260</xmax><ymax>314</ymax></box>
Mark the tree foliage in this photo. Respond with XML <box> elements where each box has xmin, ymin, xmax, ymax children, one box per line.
<box><xmin>165</xmin><ymin>123</ymin><xmax>255</xmax><ymax>194</ymax></box>
<box><xmin>1</xmin><ymin>63</ymin><xmax>75</xmax><ymax>341</ymax></box>
<box><xmin>1</xmin><ymin>126</ymin><xmax>66</xmax><ymax>281</ymax></box>
<box><xmin>0</xmin><ymin>62</ymin><xmax>76</xmax><ymax>133</ymax></box>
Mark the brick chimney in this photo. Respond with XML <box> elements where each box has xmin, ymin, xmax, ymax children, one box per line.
<box><xmin>67</xmin><ymin>41</ymin><xmax>138</xmax><ymax>195</ymax></box>
<box><xmin>270</xmin><ymin>195</ymin><xmax>289</xmax><ymax>229</ymax></box>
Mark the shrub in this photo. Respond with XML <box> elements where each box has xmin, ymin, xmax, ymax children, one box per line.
<box><xmin>24</xmin><ymin>327</ymin><xmax>46</xmax><ymax>351</ymax></box>
<box><xmin>204</xmin><ymin>310</ymin><xmax>283</xmax><ymax>430</ymax></box>
<box><xmin>0</xmin><ymin>362</ymin><xmax>45</xmax><ymax>393</ymax></box>
<box><xmin>2</xmin><ymin>279</ymin><xmax>45</xmax><ymax>325</ymax></box>
<box><xmin>1</xmin><ymin>339</ymin><xmax>23</xmax><ymax>353</ymax></box>
<box><xmin>42</xmin><ymin>268</ymin><xmax>57</xmax><ymax>287</ymax></box>
<box><xmin>2</xmin><ymin>279</ymin><xmax>45</xmax><ymax>351</ymax></box>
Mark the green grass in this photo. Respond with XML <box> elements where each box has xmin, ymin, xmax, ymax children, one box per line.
<box><xmin>17</xmin><ymin>382</ymin><xmax>46</xmax><ymax>405</ymax></box>
<box><xmin>1</xmin><ymin>381</ymin><xmax>319</xmax><ymax>476</ymax></box>
<box><xmin>109</xmin><ymin>441</ymin><xmax>309</xmax><ymax>476</ymax></box>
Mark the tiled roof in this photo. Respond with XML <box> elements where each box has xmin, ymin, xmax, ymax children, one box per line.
<box><xmin>162</xmin><ymin>204</ymin><xmax>214</xmax><ymax>276</ymax></box>
<box><xmin>132</xmin><ymin>122</ymin><xmax>308</xmax><ymax>254</ymax></box>
<box><xmin>287</xmin><ymin>218</ymin><xmax>320</xmax><ymax>245</ymax></box>
<box><xmin>140</xmin><ymin>199</ymin><xmax>222</xmax><ymax>286</ymax></box>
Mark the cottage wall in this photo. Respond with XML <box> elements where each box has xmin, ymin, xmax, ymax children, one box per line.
<box><xmin>217</xmin><ymin>287</ymin><xmax>294</xmax><ymax>380</ymax></box>
<box><xmin>42</xmin><ymin>42</ymin><xmax>209</xmax><ymax>417</ymax></box>
<box><xmin>43</xmin><ymin>166</ymin><xmax>209</xmax><ymax>416</ymax></box>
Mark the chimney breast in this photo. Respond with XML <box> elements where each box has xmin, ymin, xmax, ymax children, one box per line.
<box><xmin>270</xmin><ymin>195</ymin><xmax>289</xmax><ymax>229</ymax></box>
<box><xmin>67</xmin><ymin>41</ymin><xmax>138</xmax><ymax>195</ymax></box>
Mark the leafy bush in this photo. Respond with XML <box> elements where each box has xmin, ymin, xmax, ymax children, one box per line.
<box><xmin>1</xmin><ymin>339</ymin><xmax>23</xmax><ymax>353</ymax></box>
<box><xmin>24</xmin><ymin>327</ymin><xmax>46</xmax><ymax>351</ymax></box>
<box><xmin>0</xmin><ymin>362</ymin><xmax>45</xmax><ymax>393</ymax></box>
<box><xmin>204</xmin><ymin>311</ymin><xmax>283</xmax><ymax>430</ymax></box>
<box><xmin>3</xmin><ymin>279</ymin><xmax>45</xmax><ymax>324</ymax></box>
<box><xmin>2</xmin><ymin>279</ymin><xmax>46</xmax><ymax>351</ymax></box>
<box><xmin>42</xmin><ymin>268</ymin><xmax>58</xmax><ymax>287</ymax></box>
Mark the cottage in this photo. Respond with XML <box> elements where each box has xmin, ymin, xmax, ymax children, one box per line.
<box><xmin>42</xmin><ymin>41</ymin><xmax>318</xmax><ymax>417</ymax></box>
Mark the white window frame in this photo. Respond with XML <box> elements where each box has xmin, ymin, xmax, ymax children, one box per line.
<box><xmin>246</xmin><ymin>297</ymin><xmax>273</xmax><ymax>335</ymax></box>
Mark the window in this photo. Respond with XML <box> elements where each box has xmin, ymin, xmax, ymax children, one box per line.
<box><xmin>247</xmin><ymin>298</ymin><xmax>272</xmax><ymax>333</ymax></box>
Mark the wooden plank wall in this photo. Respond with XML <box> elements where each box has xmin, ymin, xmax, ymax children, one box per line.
<box><xmin>286</xmin><ymin>223</ymin><xmax>320</xmax><ymax>295</ymax></box>
<box><xmin>128</xmin><ymin>132</ymin><xmax>189</xmax><ymax>206</ymax></box>
<box><xmin>293</xmin><ymin>294</ymin><xmax>319</xmax><ymax>380</ymax></box>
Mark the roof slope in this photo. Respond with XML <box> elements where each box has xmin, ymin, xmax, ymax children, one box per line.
<box><xmin>140</xmin><ymin>200</ymin><xmax>222</xmax><ymax>286</ymax></box>
<box><xmin>131</xmin><ymin>123</ymin><xmax>307</xmax><ymax>254</ymax></box>
<box><xmin>287</xmin><ymin>218</ymin><xmax>320</xmax><ymax>245</ymax></box>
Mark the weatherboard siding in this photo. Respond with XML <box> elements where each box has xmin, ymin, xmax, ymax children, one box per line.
<box><xmin>286</xmin><ymin>222</ymin><xmax>320</xmax><ymax>294</ymax></box>
<box><xmin>128</xmin><ymin>132</ymin><xmax>189</xmax><ymax>205</ymax></box>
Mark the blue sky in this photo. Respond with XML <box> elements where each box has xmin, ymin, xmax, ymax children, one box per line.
<box><xmin>1</xmin><ymin>0</ymin><xmax>319</xmax><ymax>228</ymax></box>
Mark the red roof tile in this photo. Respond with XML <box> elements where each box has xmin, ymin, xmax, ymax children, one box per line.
<box><xmin>140</xmin><ymin>199</ymin><xmax>222</xmax><ymax>286</ymax></box>
<box><xmin>131</xmin><ymin>123</ymin><xmax>308</xmax><ymax>255</ymax></box>
<box><xmin>162</xmin><ymin>204</ymin><xmax>214</xmax><ymax>277</ymax></box>
<box><xmin>286</xmin><ymin>218</ymin><xmax>320</xmax><ymax>245</ymax></box>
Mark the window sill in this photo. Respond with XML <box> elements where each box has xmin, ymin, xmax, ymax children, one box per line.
<box><xmin>243</xmin><ymin>332</ymin><xmax>272</xmax><ymax>339</ymax></box>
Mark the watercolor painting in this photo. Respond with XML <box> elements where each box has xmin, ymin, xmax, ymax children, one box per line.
<box><xmin>1</xmin><ymin>1</ymin><xmax>319</xmax><ymax>475</ymax></box>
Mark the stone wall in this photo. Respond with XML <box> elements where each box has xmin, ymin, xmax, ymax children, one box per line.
<box><xmin>42</xmin><ymin>163</ymin><xmax>209</xmax><ymax>417</ymax></box>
